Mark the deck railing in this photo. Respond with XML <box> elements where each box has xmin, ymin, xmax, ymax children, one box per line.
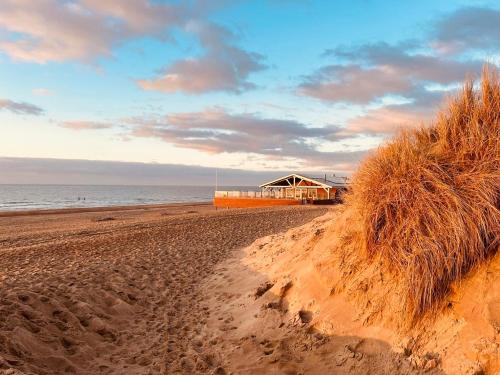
<box><xmin>214</xmin><ymin>190</ymin><xmax>283</xmax><ymax>198</ymax></box>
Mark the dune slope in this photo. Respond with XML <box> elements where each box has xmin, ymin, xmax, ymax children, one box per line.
<box><xmin>343</xmin><ymin>68</ymin><xmax>499</xmax><ymax>323</ymax></box>
<box><xmin>200</xmin><ymin>208</ymin><xmax>498</xmax><ymax>374</ymax></box>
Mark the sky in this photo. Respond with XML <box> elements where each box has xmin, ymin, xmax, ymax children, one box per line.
<box><xmin>0</xmin><ymin>0</ymin><xmax>499</xmax><ymax>185</ymax></box>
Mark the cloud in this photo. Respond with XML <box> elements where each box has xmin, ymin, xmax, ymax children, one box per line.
<box><xmin>0</xmin><ymin>99</ymin><xmax>43</xmax><ymax>115</ymax></box>
<box><xmin>60</xmin><ymin>120</ymin><xmax>113</xmax><ymax>130</ymax></box>
<box><xmin>333</xmin><ymin>42</ymin><xmax>483</xmax><ymax>83</ymax></box>
<box><xmin>342</xmin><ymin>104</ymin><xmax>430</xmax><ymax>137</ymax></box>
<box><xmin>81</xmin><ymin>0</ymin><xmax>182</xmax><ymax>34</ymax></box>
<box><xmin>298</xmin><ymin>6</ymin><xmax>500</xmax><ymax>138</ymax></box>
<box><xmin>137</xmin><ymin>22</ymin><xmax>266</xmax><ymax>93</ymax></box>
<box><xmin>0</xmin><ymin>0</ymin><xmax>183</xmax><ymax>63</ymax></box>
<box><xmin>431</xmin><ymin>6</ymin><xmax>500</xmax><ymax>55</ymax></box>
<box><xmin>299</xmin><ymin>7</ymin><xmax>499</xmax><ymax>105</ymax></box>
<box><xmin>127</xmin><ymin>109</ymin><xmax>334</xmax><ymax>151</ymax></box>
<box><xmin>299</xmin><ymin>42</ymin><xmax>482</xmax><ymax>104</ymax></box>
<box><xmin>119</xmin><ymin>109</ymin><xmax>365</xmax><ymax>169</ymax></box>
<box><xmin>58</xmin><ymin>108</ymin><xmax>365</xmax><ymax>170</ymax></box>
<box><xmin>340</xmin><ymin>86</ymin><xmax>446</xmax><ymax>137</ymax></box>
<box><xmin>0</xmin><ymin>157</ymin><xmax>351</xmax><ymax>185</ymax></box>
<box><xmin>0</xmin><ymin>1</ymin><xmax>264</xmax><ymax>93</ymax></box>
<box><xmin>299</xmin><ymin>64</ymin><xmax>412</xmax><ymax>104</ymax></box>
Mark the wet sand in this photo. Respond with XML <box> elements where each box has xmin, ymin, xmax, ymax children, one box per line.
<box><xmin>0</xmin><ymin>203</ymin><xmax>325</xmax><ymax>374</ymax></box>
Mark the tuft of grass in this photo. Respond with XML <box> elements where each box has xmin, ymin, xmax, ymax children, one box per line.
<box><xmin>342</xmin><ymin>66</ymin><xmax>499</xmax><ymax>323</ymax></box>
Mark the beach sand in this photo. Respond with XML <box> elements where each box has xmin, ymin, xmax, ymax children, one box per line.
<box><xmin>0</xmin><ymin>203</ymin><xmax>326</xmax><ymax>374</ymax></box>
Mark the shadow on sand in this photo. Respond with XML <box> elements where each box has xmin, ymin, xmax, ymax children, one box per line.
<box><xmin>188</xmin><ymin>247</ymin><xmax>446</xmax><ymax>375</ymax></box>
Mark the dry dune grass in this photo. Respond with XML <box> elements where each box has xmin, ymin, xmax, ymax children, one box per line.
<box><xmin>341</xmin><ymin>67</ymin><xmax>500</xmax><ymax>324</ymax></box>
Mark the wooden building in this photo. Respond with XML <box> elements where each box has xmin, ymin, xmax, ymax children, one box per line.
<box><xmin>214</xmin><ymin>173</ymin><xmax>348</xmax><ymax>208</ymax></box>
<box><xmin>260</xmin><ymin>174</ymin><xmax>337</xmax><ymax>200</ymax></box>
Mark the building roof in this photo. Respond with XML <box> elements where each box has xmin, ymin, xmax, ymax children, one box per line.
<box><xmin>259</xmin><ymin>173</ymin><xmax>349</xmax><ymax>189</ymax></box>
<box><xmin>304</xmin><ymin>174</ymin><xmax>350</xmax><ymax>188</ymax></box>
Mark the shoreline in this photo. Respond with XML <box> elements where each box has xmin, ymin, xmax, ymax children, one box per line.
<box><xmin>0</xmin><ymin>200</ymin><xmax>213</xmax><ymax>218</ymax></box>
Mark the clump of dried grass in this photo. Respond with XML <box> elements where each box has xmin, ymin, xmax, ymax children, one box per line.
<box><xmin>343</xmin><ymin>67</ymin><xmax>499</xmax><ymax>323</ymax></box>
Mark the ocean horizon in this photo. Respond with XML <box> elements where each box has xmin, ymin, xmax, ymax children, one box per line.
<box><xmin>0</xmin><ymin>184</ymin><xmax>254</xmax><ymax>211</ymax></box>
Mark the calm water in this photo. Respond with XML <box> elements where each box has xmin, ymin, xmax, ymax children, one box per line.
<box><xmin>0</xmin><ymin>185</ymin><xmax>253</xmax><ymax>211</ymax></box>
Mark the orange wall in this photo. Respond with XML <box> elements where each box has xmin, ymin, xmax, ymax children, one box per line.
<box><xmin>292</xmin><ymin>187</ymin><xmax>337</xmax><ymax>199</ymax></box>
<box><xmin>316</xmin><ymin>188</ymin><xmax>336</xmax><ymax>199</ymax></box>
<box><xmin>213</xmin><ymin>197</ymin><xmax>301</xmax><ymax>208</ymax></box>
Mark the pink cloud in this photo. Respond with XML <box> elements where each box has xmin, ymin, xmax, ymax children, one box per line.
<box><xmin>0</xmin><ymin>98</ymin><xmax>43</xmax><ymax>115</ymax></box>
<box><xmin>138</xmin><ymin>54</ymin><xmax>259</xmax><ymax>93</ymax></box>
<box><xmin>431</xmin><ymin>7</ymin><xmax>500</xmax><ymax>55</ymax></box>
<box><xmin>0</xmin><ymin>0</ymin><xmax>181</xmax><ymax>63</ymax></box>
<box><xmin>341</xmin><ymin>107</ymin><xmax>431</xmax><ymax>137</ymax></box>
<box><xmin>300</xmin><ymin>38</ymin><xmax>486</xmax><ymax>106</ymax></box>
<box><xmin>81</xmin><ymin>0</ymin><xmax>181</xmax><ymax>34</ymax></box>
<box><xmin>299</xmin><ymin>65</ymin><xmax>412</xmax><ymax>103</ymax></box>
<box><xmin>0</xmin><ymin>2</ymin><xmax>263</xmax><ymax>94</ymax></box>
<box><xmin>137</xmin><ymin>22</ymin><xmax>265</xmax><ymax>94</ymax></box>
<box><xmin>61</xmin><ymin>120</ymin><xmax>113</xmax><ymax>130</ymax></box>
<box><xmin>121</xmin><ymin>109</ymin><xmax>363</xmax><ymax>169</ymax></box>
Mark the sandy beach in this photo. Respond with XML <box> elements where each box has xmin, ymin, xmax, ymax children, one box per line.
<box><xmin>0</xmin><ymin>203</ymin><xmax>326</xmax><ymax>374</ymax></box>
<box><xmin>1</xmin><ymin>201</ymin><xmax>498</xmax><ymax>375</ymax></box>
<box><xmin>1</xmin><ymin>3</ymin><xmax>498</xmax><ymax>374</ymax></box>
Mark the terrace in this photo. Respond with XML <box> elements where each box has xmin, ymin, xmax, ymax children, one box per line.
<box><xmin>214</xmin><ymin>173</ymin><xmax>349</xmax><ymax>208</ymax></box>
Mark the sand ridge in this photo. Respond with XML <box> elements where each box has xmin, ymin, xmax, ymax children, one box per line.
<box><xmin>198</xmin><ymin>208</ymin><xmax>498</xmax><ymax>374</ymax></box>
<box><xmin>195</xmin><ymin>209</ymin><xmax>438</xmax><ymax>374</ymax></box>
<box><xmin>0</xmin><ymin>204</ymin><xmax>326</xmax><ymax>374</ymax></box>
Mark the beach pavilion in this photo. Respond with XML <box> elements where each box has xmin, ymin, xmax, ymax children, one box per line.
<box><xmin>259</xmin><ymin>173</ymin><xmax>336</xmax><ymax>200</ymax></box>
<box><xmin>214</xmin><ymin>173</ymin><xmax>348</xmax><ymax>208</ymax></box>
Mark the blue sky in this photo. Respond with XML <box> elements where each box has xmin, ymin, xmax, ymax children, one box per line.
<box><xmin>0</xmin><ymin>0</ymin><xmax>498</xmax><ymax>183</ymax></box>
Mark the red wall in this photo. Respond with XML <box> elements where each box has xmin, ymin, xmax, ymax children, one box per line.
<box><xmin>213</xmin><ymin>197</ymin><xmax>301</xmax><ymax>208</ymax></box>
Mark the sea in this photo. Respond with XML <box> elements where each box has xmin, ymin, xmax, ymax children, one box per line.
<box><xmin>0</xmin><ymin>184</ymin><xmax>253</xmax><ymax>211</ymax></box>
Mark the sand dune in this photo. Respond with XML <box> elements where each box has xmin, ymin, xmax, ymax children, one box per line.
<box><xmin>200</xmin><ymin>208</ymin><xmax>498</xmax><ymax>374</ymax></box>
